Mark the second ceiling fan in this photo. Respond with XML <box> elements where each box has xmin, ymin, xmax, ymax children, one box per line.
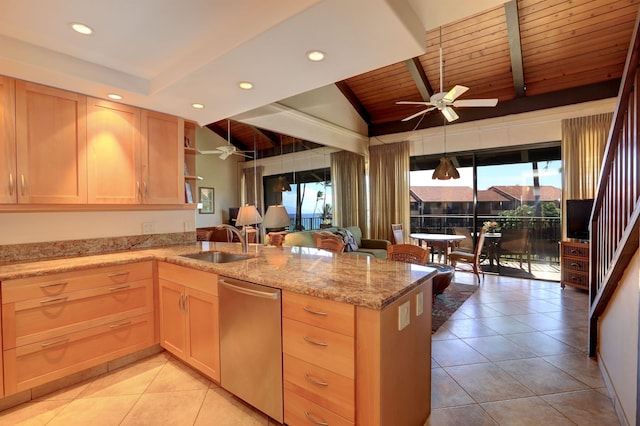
<box><xmin>397</xmin><ymin>30</ymin><xmax>498</xmax><ymax>123</ymax></box>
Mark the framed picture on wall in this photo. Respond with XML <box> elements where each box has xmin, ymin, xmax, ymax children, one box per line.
<box><xmin>199</xmin><ymin>187</ymin><xmax>214</xmax><ymax>214</ymax></box>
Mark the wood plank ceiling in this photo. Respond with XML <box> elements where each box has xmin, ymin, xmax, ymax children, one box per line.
<box><xmin>209</xmin><ymin>0</ymin><xmax>639</xmax><ymax>158</ymax></box>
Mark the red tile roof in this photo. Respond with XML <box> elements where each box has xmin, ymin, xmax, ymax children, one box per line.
<box><xmin>410</xmin><ymin>186</ymin><xmax>473</xmax><ymax>202</ymax></box>
<box><xmin>488</xmin><ymin>185</ymin><xmax>561</xmax><ymax>202</ymax></box>
<box><xmin>410</xmin><ymin>185</ymin><xmax>560</xmax><ymax>203</ymax></box>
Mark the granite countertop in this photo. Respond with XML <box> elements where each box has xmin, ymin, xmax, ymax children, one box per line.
<box><xmin>0</xmin><ymin>242</ymin><xmax>436</xmax><ymax>310</ymax></box>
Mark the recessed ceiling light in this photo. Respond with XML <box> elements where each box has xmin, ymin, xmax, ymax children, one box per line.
<box><xmin>306</xmin><ymin>50</ymin><xmax>326</xmax><ymax>62</ymax></box>
<box><xmin>191</xmin><ymin>103</ymin><xmax>205</xmax><ymax>109</ymax></box>
<box><xmin>239</xmin><ymin>81</ymin><xmax>253</xmax><ymax>90</ymax></box>
<box><xmin>107</xmin><ymin>93</ymin><xmax>122</xmax><ymax>100</ymax></box>
<box><xmin>71</xmin><ymin>23</ymin><xmax>93</xmax><ymax>35</ymax></box>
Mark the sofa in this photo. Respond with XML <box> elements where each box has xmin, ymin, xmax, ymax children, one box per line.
<box><xmin>282</xmin><ymin>226</ymin><xmax>390</xmax><ymax>259</ymax></box>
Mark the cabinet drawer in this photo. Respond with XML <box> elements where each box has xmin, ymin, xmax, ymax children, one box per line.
<box><xmin>284</xmin><ymin>389</ymin><xmax>354</xmax><ymax>426</ymax></box>
<box><xmin>563</xmin><ymin>258</ymin><xmax>588</xmax><ymax>272</ymax></box>
<box><xmin>2</xmin><ymin>261</ymin><xmax>152</xmax><ymax>303</ymax></box>
<box><xmin>3</xmin><ymin>312</ymin><xmax>154</xmax><ymax>395</ymax></box>
<box><xmin>3</xmin><ymin>279</ymin><xmax>153</xmax><ymax>349</ymax></box>
<box><xmin>561</xmin><ymin>244</ymin><xmax>588</xmax><ymax>259</ymax></box>
<box><xmin>283</xmin><ymin>318</ymin><xmax>354</xmax><ymax>379</ymax></box>
<box><xmin>283</xmin><ymin>354</ymin><xmax>354</xmax><ymax>422</ymax></box>
<box><xmin>562</xmin><ymin>271</ymin><xmax>588</xmax><ymax>288</ymax></box>
<box><xmin>282</xmin><ymin>291</ymin><xmax>354</xmax><ymax>336</ymax></box>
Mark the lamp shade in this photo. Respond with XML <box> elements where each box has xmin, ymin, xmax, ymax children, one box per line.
<box><xmin>235</xmin><ymin>205</ymin><xmax>263</xmax><ymax>226</ymax></box>
<box><xmin>432</xmin><ymin>157</ymin><xmax>460</xmax><ymax>180</ymax></box>
<box><xmin>262</xmin><ymin>204</ymin><xmax>291</xmax><ymax>229</ymax></box>
<box><xmin>273</xmin><ymin>176</ymin><xmax>291</xmax><ymax>192</ymax></box>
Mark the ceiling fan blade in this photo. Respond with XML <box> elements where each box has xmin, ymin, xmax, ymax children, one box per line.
<box><xmin>442</xmin><ymin>85</ymin><xmax>469</xmax><ymax>103</ymax></box>
<box><xmin>396</xmin><ymin>101</ymin><xmax>433</xmax><ymax>106</ymax></box>
<box><xmin>453</xmin><ymin>98</ymin><xmax>498</xmax><ymax>107</ymax></box>
<box><xmin>219</xmin><ymin>152</ymin><xmax>232</xmax><ymax>160</ymax></box>
<box><xmin>200</xmin><ymin>150</ymin><xmax>223</xmax><ymax>155</ymax></box>
<box><xmin>401</xmin><ymin>107</ymin><xmax>436</xmax><ymax>122</ymax></box>
<box><xmin>441</xmin><ymin>106</ymin><xmax>459</xmax><ymax>122</ymax></box>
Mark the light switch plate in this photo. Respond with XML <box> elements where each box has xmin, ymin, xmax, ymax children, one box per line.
<box><xmin>416</xmin><ymin>292</ymin><xmax>424</xmax><ymax>316</ymax></box>
<box><xmin>398</xmin><ymin>301</ymin><xmax>410</xmax><ymax>331</ymax></box>
<box><xmin>142</xmin><ymin>222</ymin><xmax>154</xmax><ymax>234</ymax></box>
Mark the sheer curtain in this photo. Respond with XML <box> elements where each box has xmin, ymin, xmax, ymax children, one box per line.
<box><xmin>331</xmin><ymin>151</ymin><xmax>366</xmax><ymax>232</ymax></box>
<box><xmin>561</xmin><ymin>112</ymin><xmax>612</xmax><ymax>237</ymax></box>
<box><xmin>369</xmin><ymin>141</ymin><xmax>410</xmax><ymax>242</ymax></box>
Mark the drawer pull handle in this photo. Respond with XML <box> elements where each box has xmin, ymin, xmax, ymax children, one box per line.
<box><xmin>40</xmin><ymin>296</ymin><xmax>68</xmax><ymax>304</ymax></box>
<box><xmin>304</xmin><ymin>373</ymin><xmax>328</xmax><ymax>387</ymax></box>
<box><xmin>109</xmin><ymin>320</ymin><xmax>132</xmax><ymax>329</ymax></box>
<box><xmin>40</xmin><ymin>281</ymin><xmax>67</xmax><ymax>289</ymax></box>
<box><xmin>570</xmin><ymin>249</ymin><xmax>579</xmax><ymax>255</ymax></box>
<box><xmin>9</xmin><ymin>173</ymin><xmax>13</xmax><ymax>195</ymax></box>
<box><xmin>571</xmin><ymin>276</ymin><xmax>582</xmax><ymax>282</ymax></box>
<box><xmin>304</xmin><ymin>411</ymin><xmax>328</xmax><ymax>426</ymax></box>
<box><xmin>108</xmin><ymin>272</ymin><xmax>130</xmax><ymax>278</ymax></box>
<box><xmin>570</xmin><ymin>263</ymin><xmax>580</xmax><ymax>268</ymax></box>
<box><xmin>303</xmin><ymin>336</ymin><xmax>328</xmax><ymax>347</ymax></box>
<box><xmin>303</xmin><ymin>306</ymin><xmax>328</xmax><ymax>316</ymax></box>
<box><xmin>41</xmin><ymin>337</ymin><xmax>69</xmax><ymax>348</ymax></box>
<box><xmin>109</xmin><ymin>284</ymin><xmax>131</xmax><ymax>292</ymax></box>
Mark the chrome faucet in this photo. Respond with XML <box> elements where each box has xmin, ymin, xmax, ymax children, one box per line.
<box><xmin>216</xmin><ymin>224</ymin><xmax>248</xmax><ymax>253</ymax></box>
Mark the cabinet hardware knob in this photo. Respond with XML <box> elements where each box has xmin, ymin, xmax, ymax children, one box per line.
<box><xmin>40</xmin><ymin>296</ymin><xmax>68</xmax><ymax>304</ymax></box>
<box><xmin>21</xmin><ymin>174</ymin><xmax>25</xmax><ymax>196</ymax></box>
<box><xmin>303</xmin><ymin>336</ymin><xmax>328</xmax><ymax>347</ymax></box>
<box><xmin>304</xmin><ymin>373</ymin><xmax>329</xmax><ymax>387</ymax></box>
<box><xmin>41</xmin><ymin>337</ymin><xmax>69</xmax><ymax>348</ymax></box>
<box><xmin>109</xmin><ymin>320</ymin><xmax>132</xmax><ymax>329</ymax></box>
<box><xmin>304</xmin><ymin>411</ymin><xmax>329</xmax><ymax>426</ymax></box>
<box><xmin>303</xmin><ymin>306</ymin><xmax>328</xmax><ymax>316</ymax></box>
<box><xmin>39</xmin><ymin>281</ymin><xmax>67</xmax><ymax>289</ymax></box>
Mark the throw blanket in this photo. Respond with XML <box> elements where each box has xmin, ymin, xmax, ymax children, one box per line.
<box><xmin>334</xmin><ymin>229</ymin><xmax>358</xmax><ymax>252</ymax></box>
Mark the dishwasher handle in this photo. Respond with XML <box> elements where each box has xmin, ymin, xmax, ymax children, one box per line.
<box><xmin>220</xmin><ymin>279</ymin><xmax>280</xmax><ymax>300</ymax></box>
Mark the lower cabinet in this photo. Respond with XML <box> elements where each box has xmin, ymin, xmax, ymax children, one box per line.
<box><xmin>1</xmin><ymin>261</ymin><xmax>155</xmax><ymax>395</ymax></box>
<box><xmin>157</xmin><ymin>262</ymin><xmax>220</xmax><ymax>382</ymax></box>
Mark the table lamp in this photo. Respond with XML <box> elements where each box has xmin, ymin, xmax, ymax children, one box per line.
<box><xmin>262</xmin><ymin>204</ymin><xmax>290</xmax><ymax>246</ymax></box>
<box><xmin>235</xmin><ymin>205</ymin><xmax>262</xmax><ymax>251</ymax></box>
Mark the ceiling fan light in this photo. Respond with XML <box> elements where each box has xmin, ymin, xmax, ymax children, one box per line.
<box><xmin>273</xmin><ymin>176</ymin><xmax>291</xmax><ymax>192</ymax></box>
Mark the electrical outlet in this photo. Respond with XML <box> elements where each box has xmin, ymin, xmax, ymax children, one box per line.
<box><xmin>184</xmin><ymin>221</ymin><xmax>194</xmax><ymax>232</ymax></box>
<box><xmin>142</xmin><ymin>222</ymin><xmax>154</xmax><ymax>234</ymax></box>
<box><xmin>416</xmin><ymin>292</ymin><xmax>424</xmax><ymax>316</ymax></box>
<box><xmin>398</xmin><ymin>301</ymin><xmax>410</xmax><ymax>331</ymax></box>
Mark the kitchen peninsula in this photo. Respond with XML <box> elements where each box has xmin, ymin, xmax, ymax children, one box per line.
<box><xmin>0</xmin><ymin>241</ymin><xmax>435</xmax><ymax>425</ymax></box>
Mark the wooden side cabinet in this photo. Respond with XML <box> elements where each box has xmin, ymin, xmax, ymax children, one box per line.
<box><xmin>0</xmin><ymin>76</ymin><xmax>16</xmax><ymax>205</ymax></box>
<box><xmin>560</xmin><ymin>241</ymin><xmax>590</xmax><ymax>290</ymax></box>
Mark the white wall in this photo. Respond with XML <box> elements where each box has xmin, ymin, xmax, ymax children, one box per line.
<box><xmin>195</xmin><ymin>126</ymin><xmax>241</xmax><ymax>228</ymax></box>
<box><xmin>599</xmin><ymin>249</ymin><xmax>640</xmax><ymax>425</ymax></box>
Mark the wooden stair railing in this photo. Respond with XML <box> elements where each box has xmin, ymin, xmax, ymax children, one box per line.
<box><xmin>588</xmin><ymin>8</ymin><xmax>640</xmax><ymax>357</ymax></box>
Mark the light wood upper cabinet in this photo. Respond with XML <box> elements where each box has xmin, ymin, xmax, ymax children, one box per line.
<box><xmin>15</xmin><ymin>81</ymin><xmax>87</xmax><ymax>204</ymax></box>
<box><xmin>0</xmin><ymin>76</ymin><xmax>16</xmax><ymax>204</ymax></box>
<box><xmin>87</xmin><ymin>98</ymin><xmax>142</xmax><ymax>204</ymax></box>
<box><xmin>141</xmin><ymin>110</ymin><xmax>184</xmax><ymax>204</ymax></box>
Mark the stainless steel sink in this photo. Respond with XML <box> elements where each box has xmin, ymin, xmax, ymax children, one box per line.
<box><xmin>182</xmin><ymin>251</ymin><xmax>251</xmax><ymax>263</ymax></box>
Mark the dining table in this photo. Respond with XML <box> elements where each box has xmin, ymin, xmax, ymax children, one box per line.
<box><xmin>409</xmin><ymin>233</ymin><xmax>467</xmax><ymax>264</ymax></box>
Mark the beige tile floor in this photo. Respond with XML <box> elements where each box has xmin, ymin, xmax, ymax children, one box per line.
<box><xmin>0</xmin><ymin>272</ymin><xmax>620</xmax><ymax>425</ymax></box>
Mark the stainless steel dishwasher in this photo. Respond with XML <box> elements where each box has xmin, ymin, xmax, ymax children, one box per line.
<box><xmin>218</xmin><ymin>277</ymin><xmax>283</xmax><ymax>423</ymax></box>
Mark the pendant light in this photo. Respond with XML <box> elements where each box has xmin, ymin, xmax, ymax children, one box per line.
<box><xmin>273</xmin><ymin>136</ymin><xmax>291</xmax><ymax>192</ymax></box>
<box><xmin>432</xmin><ymin>28</ymin><xmax>459</xmax><ymax>180</ymax></box>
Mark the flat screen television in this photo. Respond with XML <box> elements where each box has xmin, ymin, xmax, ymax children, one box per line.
<box><xmin>566</xmin><ymin>198</ymin><xmax>594</xmax><ymax>241</ymax></box>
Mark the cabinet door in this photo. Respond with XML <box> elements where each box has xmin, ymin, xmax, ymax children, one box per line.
<box><xmin>185</xmin><ymin>286</ymin><xmax>220</xmax><ymax>381</ymax></box>
<box><xmin>140</xmin><ymin>110</ymin><xmax>184</xmax><ymax>204</ymax></box>
<box><xmin>87</xmin><ymin>98</ymin><xmax>141</xmax><ymax>204</ymax></box>
<box><xmin>158</xmin><ymin>279</ymin><xmax>187</xmax><ymax>360</ymax></box>
<box><xmin>15</xmin><ymin>81</ymin><xmax>87</xmax><ymax>204</ymax></box>
<box><xmin>0</xmin><ymin>76</ymin><xmax>16</xmax><ymax>204</ymax></box>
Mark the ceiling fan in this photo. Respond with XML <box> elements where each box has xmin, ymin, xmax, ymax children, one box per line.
<box><xmin>200</xmin><ymin>120</ymin><xmax>254</xmax><ymax>160</ymax></box>
<box><xmin>397</xmin><ymin>30</ymin><xmax>498</xmax><ymax>123</ymax></box>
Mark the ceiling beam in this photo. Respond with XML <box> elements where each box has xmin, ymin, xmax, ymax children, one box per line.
<box><xmin>405</xmin><ymin>57</ymin><xmax>433</xmax><ymax>101</ymax></box>
<box><xmin>335</xmin><ymin>81</ymin><xmax>371</xmax><ymax>124</ymax></box>
<box><xmin>253</xmin><ymin>127</ymin><xmax>280</xmax><ymax>148</ymax></box>
<box><xmin>205</xmin><ymin>122</ymin><xmax>247</xmax><ymax>150</ymax></box>
<box><xmin>369</xmin><ymin>79</ymin><xmax>620</xmax><ymax>136</ymax></box>
<box><xmin>505</xmin><ymin>0</ymin><xmax>526</xmax><ymax>98</ymax></box>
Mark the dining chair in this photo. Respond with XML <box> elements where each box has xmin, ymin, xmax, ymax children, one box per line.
<box><xmin>387</xmin><ymin>244</ymin><xmax>430</xmax><ymax>265</ymax></box>
<box><xmin>316</xmin><ymin>235</ymin><xmax>346</xmax><ymax>253</ymax></box>
<box><xmin>449</xmin><ymin>229</ymin><xmax>486</xmax><ymax>283</ymax></box>
<box><xmin>453</xmin><ymin>227</ymin><xmax>474</xmax><ymax>252</ymax></box>
<box><xmin>391</xmin><ymin>224</ymin><xmax>405</xmax><ymax>244</ymax></box>
<box><xmin>498</xmin><ymin>228</ymin><xmax>531</xmax><ymax>273</ymax></box>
